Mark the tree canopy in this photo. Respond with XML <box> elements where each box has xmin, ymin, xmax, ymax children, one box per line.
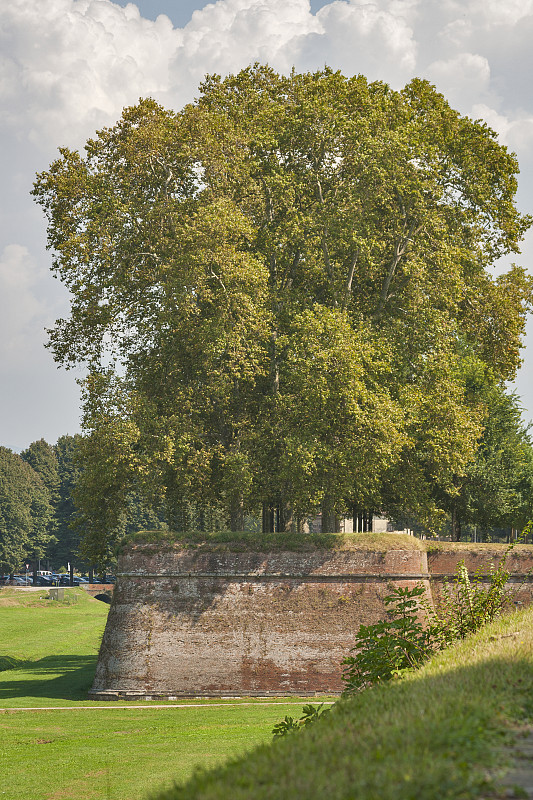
<box><xmin>32</xmin><ymin>66</ymin><xmax>533</xmax><ymax>560</ymax></box>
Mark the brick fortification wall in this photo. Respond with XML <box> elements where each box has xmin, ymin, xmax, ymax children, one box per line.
<box><xmin>89</xmin><ymin>540</ymin><xmax>533</xmax><ymax>700</ymax></box>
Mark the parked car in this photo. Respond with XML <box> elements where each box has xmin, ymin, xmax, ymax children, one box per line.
<box><xmin>58</xmin><ymin>575</ymin><xmax>89</xmax><ymax>586</ymax></box>
<box><xmin>11</xmin><ymin>576</ymin><xmax>32</xmax><ymax>585</ymax></box>
<box><xmin>33</xmin><ymin>575</ymin><xmax>55</xmax><ymax>586</ymax></box>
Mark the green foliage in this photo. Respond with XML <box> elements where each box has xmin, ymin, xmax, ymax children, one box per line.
<box><xmin>430</xmin><ymin>552</ymin><xmax>516</xmax><ymax>647</ymax></box>
<box><xmin>50</xmin><ymin>434</ymin><xmax>83</xmax><ymax>566</ymax></box>
<box><xmin>448</xmin><ymin>386</ymin><xmax>533</xmax><ymax>539</ymax></box>
<box><xmin>272</xmin><ymin>703</ymin><xmax>329</xmax><ymax>739</ymax></box>
<box><xmin>342</xmin><ymin>584</ymin><xmax>433</xmax><ymax>692</ymax></box>
<box><xmin>32</xmin><ymin>66</ymin><xmax>533</xmax><ymax>557</ymax></box>
<box><xmin>342</xmin><ymin>535</ymin><xmax>524</xmax><ymax>694</ymax></box>
<box><xmin>0</xmin><ymin>446</ymin><xmax>55</xmax><ymax>572</ymax></box>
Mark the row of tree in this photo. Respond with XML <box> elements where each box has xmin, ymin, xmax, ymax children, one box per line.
<box><xmin>0</xmin><ymin>436</ymin><xmax>168</xmax><ymax>574</ymax></box>
<box><xmin>1</xmin><ymin>398</ymin><xmax>532</xmax><ymax>573</ymax></box>
<box><xmin>0</xmin><ymin>437</ymin><xmax>80</xmax><ymax>574</ymax></box>
<box><xmin>28</xmin><ymin>66</ymin><xmax>533</xmax><ymax>563</ymax></box>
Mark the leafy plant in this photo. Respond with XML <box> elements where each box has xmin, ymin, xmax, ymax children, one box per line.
<box><xmin>429</xmin><ymin>533</ymin><xmax>527</xmax><ymax>647</ymax></box>
<box><xmin>272</xmin><ymin>704</ymin><xmax>329</xmax><ymax>739</ymax></box>
<box><xmin>341</xmin><ymin>584</ymin><xmax>433</xmax><ymax>693</ymax></box>
<box><xmin>342</xmin><ymin>529</ymin><xmax>530</xmax><ymax>694</ymax></box>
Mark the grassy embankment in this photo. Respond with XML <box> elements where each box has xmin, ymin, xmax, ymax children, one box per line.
<box><xmin>151</xmin><ymin>608</ymin><xmax>533</xmax><ymax>800</ymax></box>
<box><xmin>0</xmin><ymin>587</ymin><xmax>322</xmax><ymax>800</ymax></box>
<box><xmin>3</xmin><ymin>535</ymin><xmax>533</xmax><ymax>799</ymax></box>
<box><xmin>121</xmin><ymin>529</ymin><xmax>427</xmax><ymax>551</ymax></box>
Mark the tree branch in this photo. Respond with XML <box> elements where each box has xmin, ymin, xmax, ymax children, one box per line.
<box><xmin>374</xmin><ymin>221</ymin><xmax>422</xmax><ymax>318</ymax></box>
<box><xmin>342</xmin><ymin>249</ymin><xmax>359</xmax><ymax>310</ymax></box>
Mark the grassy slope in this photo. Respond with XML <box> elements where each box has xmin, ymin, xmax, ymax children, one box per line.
<box><xmin>0</xmin><ymin>587</ymin><xmax>109</xmax><ymax>704</ymax></box>
<box><xmin>153</xmin><ymin>606</ymin><xmax>533</xmax><ymax>800</ymax></box>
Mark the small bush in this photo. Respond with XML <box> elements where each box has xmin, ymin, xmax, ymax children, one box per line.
<box><xmin>273</xmin><ymin>529</ymin><xmax>529</xmax><ymax>738</ymax></box>
<box><xmin>341</xmin><ymin>584</ymin><xmax>433</xmax><ymax>692</ymax></box>
<box><xmin>342</xmin><ymin>533</ymin><xmax>525</xmax><ymax>695</ymax></box>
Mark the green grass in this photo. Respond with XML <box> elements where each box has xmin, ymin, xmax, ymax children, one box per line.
<box><xmin>152</xmin><ymin>606</ymin><xmax>533</xmax><ymax>800</ymax></box>
<box><xmin>425</xmin><ymin>540</ymin><xmax>533</xmax><ymax>554</ymax></box>
<box><xmin>0</xmin><ymin>702</ymin><xmax>308</xmax><ymax>800</ymax></box>
<box><xmin>4</xmin><ymin>575</ymin><xmax>532</xmax><ymax>800</ymax></box>
<box><xmin>0</xmin><ymin>587</ymin><xmax>333</xmax><ymax>800</ymax></box>
<box><xmin>0</xmin><ymin>587</ymin><xmax>108</xmax><ymax>705</ymax></box>
<box><xmin>121</xmin><ymin>529</ymin><xmax>426</xmax><ymax>552</ymax></box>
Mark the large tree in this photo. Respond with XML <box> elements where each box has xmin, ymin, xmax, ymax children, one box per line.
<box><xmin>448</xmin><ymin>383</ymin><xmax>533</xmax><ymax>539</ymax></box>
<box><xmin>33</xmin><ymin>66</ymin><xmax>532</xmax><ymax>558</ymax></box>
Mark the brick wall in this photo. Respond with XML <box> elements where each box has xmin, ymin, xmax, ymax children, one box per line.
<box><xmin>89</xmin><ymin>541</ymin><xmax>533</xmax><ymax>700</ymax></box>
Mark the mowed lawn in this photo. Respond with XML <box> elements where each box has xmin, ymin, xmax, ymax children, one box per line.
<box><xmin>0</xmin><ymin>588</ymin><xmax>317</xmax><ymax>800</ymax></box>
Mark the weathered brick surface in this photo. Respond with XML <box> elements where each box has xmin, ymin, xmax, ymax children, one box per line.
<box><xmin>90</xmin><ymin>543</ymin><xmax>533</xmax><ymax>699</ymax></box>
<box><xmin>428</xmin><ymin>546</ymin><xmax>533</xmax><ymax>608</ymax></box>
<box><xmin>427</xmin><ymin>546</ymin><xmax>533</xmax><ymax>577</ymax></box>
<box><xmin>91</xmin><ymin>545</ymin><xmax>429</xmax><ymax>697</ymax></box>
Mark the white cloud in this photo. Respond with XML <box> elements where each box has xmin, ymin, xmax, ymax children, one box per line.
<box><xmin>0</xmin><ymin>0</ymin><xmax>421</xmax><ymax>155</ymax></box>
<box><xmin>425</xmin><ymin>52</ymin><xmax>492</xmax><ymax>111</ymax></box>
<box><xmin>2</xmin><ymin>0</ymin><xmax>533</xmax><ymax>444</ymax></box>
<box><xmin>0</xmin><ymin>0</ymin><xmax>182</xmax><ymax>150</ymax></box>
<box><xmin>0</xmin><ymin>244</ymin><xmax>52</xmax><ymax>365</ymax></box>
<box><xmin>298</xmin><ymin>0</ymin><xmax>418</xmax><ymax>81</ymax></box>
<box><xmin>472</xmin><ymin>103</ymin><xmax>533</xmax><ymax>156</ymax></box>
<box><xmin>469</xmin><ymin>0</ymin><xmax>533</xmax><ymax>28</ymax></box>
<box><xmin>177</xmin><ymin>0</ymin><xmax>321</xmax><ymax>76</ymax></box>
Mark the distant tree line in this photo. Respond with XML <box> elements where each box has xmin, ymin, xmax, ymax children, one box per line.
<box><xmin>0</xmin><ymin>435</ymin><xmax>168</xmax><ymax>575</ymax></box>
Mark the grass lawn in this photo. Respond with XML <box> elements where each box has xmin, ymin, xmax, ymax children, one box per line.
<box><xmin>1</xmin><ymin>702</ymin><xmax>305</xmax><ymax>800</ymax></box>
<box><xmin>0</xmin><ymin>587</ymin><xmax>330</xmax><ymax>800</ymax></box>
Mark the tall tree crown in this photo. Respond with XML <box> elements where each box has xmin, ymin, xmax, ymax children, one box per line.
<box><xmin>32</xmin><ymin>66</ymin><xmax>533</xmax><ymax>554</ymax></box>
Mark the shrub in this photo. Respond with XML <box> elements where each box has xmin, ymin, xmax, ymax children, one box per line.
<box><xmin>342</xmin><ymin>534</ymin><xmax>526</xmax><ymax>694</ymax></box>
<box><xmin>341</xmin><ymin>584</ymin><xmax>433</xmax><ymax>693</ymax></box>
<box><xmin>273</xmin><ymin>531</ymin><xmax>528</xmax><ymax>736</ymax></box>
<box><xmin>272</xmin><ymin>704</ymin><xmax>330</xmax><ymax>739</ymax></box>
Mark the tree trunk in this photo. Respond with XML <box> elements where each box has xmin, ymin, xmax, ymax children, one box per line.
<box><xmin>451</xmin><ymin>507</ymin><xmax>462</xmax><ymax>542</ymax></box>
<box><xmin>230</xmin><ymin>495</ymin><xmax>244</xmax><ymax>532</ymax></box>
<box><xmin>262</xmin><ymin>502</ymin><xmax>275</xmax><ymax>533</ymax></box>
<box><xmin>321</xmin><ymin>496</ymin><xmax>339</xmax><ymax>533</ymax></box>
<box><xmin>198</xmin><ymin>508</ymin><xmax>205</xmax><ymax>533</ymax></box>
<box><xmin>297</xmin><ymin>517</ymin><xmax>310</xmax><ymax>533</ymax></box>
<box><xmin>279</xmin><ymin>500</ymin><xmax>295</xmax><ymax>533</ymax></box>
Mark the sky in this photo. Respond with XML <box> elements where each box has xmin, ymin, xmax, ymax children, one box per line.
<box><xmin>2</xmin><ymin>0</ymin><xmax>533</xmax><ymax>451</ymax></box>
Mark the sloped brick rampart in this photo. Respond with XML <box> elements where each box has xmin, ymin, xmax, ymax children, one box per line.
<box><xmin>89</xmin><ymin>542</ymin><xmax>533</xmax><ymax>699</ymax></box>
<box><xmin>90</xmin><ymin>544</ymin><xmax>429</xmax><ymax>698</ymax></box>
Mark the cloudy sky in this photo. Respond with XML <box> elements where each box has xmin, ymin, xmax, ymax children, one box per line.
<box><xmin>2</xmin><ymin>0</ymin><xmax>533</xmax><ymax>451</ymax></box>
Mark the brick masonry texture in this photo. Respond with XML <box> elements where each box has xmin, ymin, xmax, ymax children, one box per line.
<box><xmin>89</xmin><ymin>542</ymin><xmax>533</xmax><ymax>699</ymax></box>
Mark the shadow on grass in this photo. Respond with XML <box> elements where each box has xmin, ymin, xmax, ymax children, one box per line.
<box><xmin>0</xmin><ymin>655</ymin><xmax>98</xmax><ymax>701</ymax></box>
<box><xmin>151</xmin><ymin>654</ymin><xmax>533</xmax><ymax>800</ymax></box>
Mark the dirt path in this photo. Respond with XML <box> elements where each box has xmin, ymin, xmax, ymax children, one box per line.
<box><xmin>0</xmin><ymin>700</ymin><xmax>335</xmax><ymax>712</ymax></box>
